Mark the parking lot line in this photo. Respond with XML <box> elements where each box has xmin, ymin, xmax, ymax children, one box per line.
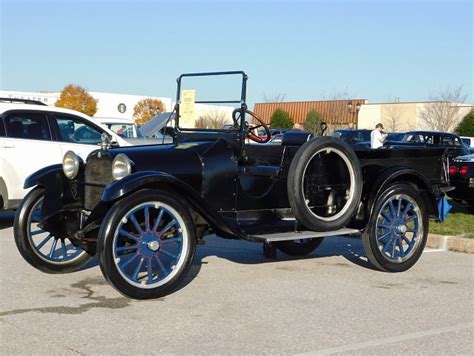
<box><xmin>300</xmin><ymin>322</ymin><xmax>474</xmax><ymax>355</ymax></box>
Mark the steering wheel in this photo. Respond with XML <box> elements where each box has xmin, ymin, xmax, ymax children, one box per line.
<box><xmin>232</xmin><ymin>108</ymin><xmax>271</xmax><ymax>143</ymax></box>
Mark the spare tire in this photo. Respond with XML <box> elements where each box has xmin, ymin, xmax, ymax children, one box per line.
<box><xmin>288</xmin><ymin>136</ymin><xmax>362</xmax><ymax>231</ymax></box>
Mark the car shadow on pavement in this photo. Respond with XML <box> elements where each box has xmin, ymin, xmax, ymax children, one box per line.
<box><xmin>0</xmin><ymin>211</ymin><xmax>15</xmax><ymax>230</ymax></box>
<box><xmin>74</xmin><ymin>236</ymin><xmax>376</xmax><ymax>298</ymax></box>
<box><xmin>192</xmin><ymin>235</ymin><xmax>376</xmax><ymax>271</ymax></box>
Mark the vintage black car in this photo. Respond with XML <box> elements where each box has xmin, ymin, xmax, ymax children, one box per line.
<box><xmin>386</xmin><ymin>130</ymin><xmax>469</xmax><ymax>156</ymax></box>
<box><xmin>14</xmin><ymin>72</ymin><xmax>452</xmax><ymax>299</ymax></box>
<box><xmin>331</xmin><ymin>129</ymin><xmax>371</xmax><ymax>145</ymax></box>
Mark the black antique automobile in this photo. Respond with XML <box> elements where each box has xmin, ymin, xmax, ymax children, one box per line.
<box><xmin>14</xmin><ymin>72</ymin><xmax>452</xmax><ymax>299</ymax></box>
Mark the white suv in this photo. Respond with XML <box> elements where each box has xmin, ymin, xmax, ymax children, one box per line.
<box><xmin>461</xmin><ymin>136</ymin><xmax>474</xmax><ymax>148</ymax></box>
<box><xmin>0</xmin><ymin>98</ymin><xmax>129</xmax><ymax>210</ymax></box>
<box><xmin>95</xmin><ymin>117</ymin><xmax>140</xmax><ymax>138</ymax></box>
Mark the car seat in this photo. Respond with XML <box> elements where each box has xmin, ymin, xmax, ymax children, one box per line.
<box><xmin>7</xmin><ymin>120</ymin><xmax>24</xmax><ymax>138</ymax></box>
<box><xmin>26</xmin><ymin>122</ymin><xmax>44</xmax><ymax>139</ymax></box>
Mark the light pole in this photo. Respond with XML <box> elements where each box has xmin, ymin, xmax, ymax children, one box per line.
<box><xmin>347</xmin><ymin>101</ymin><xmax>361</xmax><ymax>129</ymax></box>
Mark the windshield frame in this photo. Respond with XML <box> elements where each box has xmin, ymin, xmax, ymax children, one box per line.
<box><xmin>175</xmin><ymin>71</ymin><xmax>248</xmax><ymax>134</ymax></box>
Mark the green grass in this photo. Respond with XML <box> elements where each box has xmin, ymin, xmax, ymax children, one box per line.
<box><xmin>430</xmin><ymin>200</ymin><xmax>474</xmax><ymax>238</ymax></box>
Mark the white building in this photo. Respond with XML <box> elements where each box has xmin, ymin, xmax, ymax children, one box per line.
<box><xmin>0</xmin><ymin>90</ymin><xmax>235</xmax><ymax>126</ymax></box>
<box><xmin>358</xmin><ymin>101</ymin><xmax>473</xmax><ymax>131</ymax></box>
<box><xmin>0</xmin><ymin>90</ymin><xmax>172</xmax><ymax>121</ymax></box>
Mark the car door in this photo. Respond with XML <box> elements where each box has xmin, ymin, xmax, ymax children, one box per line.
<box><xmin>0</xmin><ymin>111</ymin><xmax>63</xmax><ymax>202</ymax></box>
<box><xmin>49</xmin><ymin>113</ymin><xmax>105</xmax><ymax>161</ymax></box>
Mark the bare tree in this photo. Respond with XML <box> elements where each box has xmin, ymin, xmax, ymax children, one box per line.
<box><xmin>195</xmin><ymin>109</ymin><xmax>229</xmax><ymax>129</ymax></box>
<box><xmin>321</xmin><ymin>89</ymin><xmax>357</xmax><ymax>132</ymax></box>
<box><xmin>420</xmin><ymin>86</ymin><xmax>467</xmax><ymax>132</ymax></box>
<box><xmin>321</xmin><ymin>89</ymin><xmax>353</xmax><ymax>101</ymax></box>
<box><xmin>382</xmin><ymin>100</ymin><xmax>403</xmax><ymax>131</ymax></box>
<box><xmin>263</xmin><ymin>93</ymin><xmax>286</xmax><ymax>103</ymax></box>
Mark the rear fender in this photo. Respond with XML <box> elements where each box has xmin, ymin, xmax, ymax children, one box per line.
<box><xmin>366</xmin><ymin>167</ymin><xmax>440</xmax><ymax>221</ymax></box>
<box><xmin>102</xmin><ymin>171</ymin><xmax>243</xmax><ymax>239</ymax></box>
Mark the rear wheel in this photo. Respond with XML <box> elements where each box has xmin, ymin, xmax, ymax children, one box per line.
<box><xmin>14</xmin><ymin>188</ymin><xmax>92</xmax><ymax>273</ymax></box>
<box><xmin>362</xmin><ymin>183</ymin><xmax>428</xmax><ymax>272</ymax></box>
<box><xmin>276</xmin><ymin>238</ymin><xmax>324</xmax><ymax>256</ymax></box>
<box><xmin>98</xmin><ymin>189</ymin><xmax>196</xmax><ymax>299</ymax></box>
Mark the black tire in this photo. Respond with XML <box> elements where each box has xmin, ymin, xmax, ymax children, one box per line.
<box><xmin>97</xmin><ymin>189</ymin><xmax>196</xmax><ymax>299</ymax></box>
<box><xmin>14</xmin><ymin>188</ymin><xmax>92</xmax><ymax>274</ymax></box>
<box><xmin>276</xmin><ymin>238</ymin><xmax>324</xmax><ymax>256</ymax></box>
<box><xmin>464</xmin><ymin>201</ymin><xmax>474</xmax><ymax>213</ymax></box>
<box><xmin>362</xmin><ymin>183</ymin><xmax>428</xmax><ymax>272</ymax></box>
<box><xmin>288</xmin><ymin>136</ymin><xmax>363</xmax><ymax>231</ymax></box>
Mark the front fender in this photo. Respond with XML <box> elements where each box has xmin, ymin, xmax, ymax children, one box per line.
<box><xmin>101</xmin><ymin>171</ymin><xmax>190</xmax><ymax>202</ymax></box>
<box><xmin>101</xmin><ymin>171</ymin><xmax>244</xmax><ymax>239</ymax></box>
<box><xmin>24</xmin><ymin>164</ymin><xmax>63</xmax><ymax>189</ymax></box>
<box><xmin>23</xmin><ymin>164</ymin><xmax>81</xmax><ymax>222</ymax></box>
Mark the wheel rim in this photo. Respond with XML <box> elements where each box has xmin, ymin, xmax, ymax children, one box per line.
<box><xmin>375</xmin><ymin>194</ymin><xmax>423</xmax><ymax>263</ymax></box>
<box><xmin>112</xmin><ymin>202</ymin><xmax>188</xmax><ymax>289</ymax></box>
<box><xmin>27</xmin><ymin>197</ymin><xmax>86</xmax><ymax>265</ymax></box>
<box><xmin>301</xmin><ymin>147</ymin><xmax>356</xmax><ymax>221</ymax></box>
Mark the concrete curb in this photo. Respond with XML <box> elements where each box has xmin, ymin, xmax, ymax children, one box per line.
<box><xmin>427</xmin><ymin>234</ymin><xmax>474</xmax><ymax>254</ymax></box>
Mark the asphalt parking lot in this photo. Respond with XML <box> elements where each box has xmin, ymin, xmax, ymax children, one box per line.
<box><xmin>1</xmin><ymin>211</ymin><xmax>473</xmax><ymax>355</ymax></box>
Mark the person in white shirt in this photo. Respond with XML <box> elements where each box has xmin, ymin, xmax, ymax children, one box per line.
<box><xmin>370</xmin><ymin>123</ymin><xmax>388</xmax><ymax>149</ymax></box>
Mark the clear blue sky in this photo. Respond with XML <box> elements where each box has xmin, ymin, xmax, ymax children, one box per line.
<box><xmin>1</xmin><ymin>0</ymin><xmax>473</xmax><ymax>106</ymax></box>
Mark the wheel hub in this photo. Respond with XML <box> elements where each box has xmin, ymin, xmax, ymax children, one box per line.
<box><xmin>396</xmin><ymin>224</ymin><xmax>407</xmax><ymax>234</ymax></box>
<box><xmin>390</xmin><ymin>218</ymin><xmax>407</xmax><ymax>236</ymax></box>
<box><xmin>148</xmin><ymin>240</ymin><xmax>160</xmax><ymax>252</ymax></box>
<box><xmin>139</xmin><ymin>232</ymin><xmax>160</xmax><ymax>257</ymax></box>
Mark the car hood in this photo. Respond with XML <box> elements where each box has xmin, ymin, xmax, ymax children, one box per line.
<box><xmin>108</xmin><ymin>140</ymin><xmax>216</xmax><ymax>155</ymax></box>
<box><xmin>91</xmin><ymin>140</ymin><xmax>221</xmax><ymax>177</ymax></box>
<box><xmin>85</xmin><ymin>140</ymin><xmax>234</xmax><ymax>190</ymax></box>
<box><xmin>121</xmin><ymin>137</ymin><xmax>173</xmax><ymax>146</ymax></box>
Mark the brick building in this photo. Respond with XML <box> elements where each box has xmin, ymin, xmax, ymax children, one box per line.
<box><xmin>253</xmin><ymin>99</ymin><xmax>367</xmax><ymax>130</ymax></box>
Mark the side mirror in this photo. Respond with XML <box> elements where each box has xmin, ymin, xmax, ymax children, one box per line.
<box><xmin>161</xmin><ymin>126</ymin><xmax>176</xmax><ymax>137</ymax></box>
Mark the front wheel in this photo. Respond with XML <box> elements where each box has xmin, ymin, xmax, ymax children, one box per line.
<box><xmin>97</xmin><ymin>189</ymin><xmax>196</xmax><ymax>299</ymax></box>
<box><xmin>362</xmin><ymin>183</ymin><xmax>428</xmax><ymax>272</ymax></box>
<box><xmin>14</xmin><ymin>188</ymin><xmax>92</xmax><ymax>273</ymax></box>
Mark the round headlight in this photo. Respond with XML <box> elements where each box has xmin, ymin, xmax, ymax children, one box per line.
<box><xmin>112</xmin><ymin>154</ymin><xmax>133</xmax><ymax>180</ymax></box>
<box><xmin>62</xmin><ymin>151</ymin><xmax>80</xmax><ymax>179</ymax></box>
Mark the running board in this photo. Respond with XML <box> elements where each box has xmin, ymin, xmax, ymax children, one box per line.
<box><xmin>252</xmin><ymin>228</ymin><xmax>360</xmax><ymax>243</ymax></box>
